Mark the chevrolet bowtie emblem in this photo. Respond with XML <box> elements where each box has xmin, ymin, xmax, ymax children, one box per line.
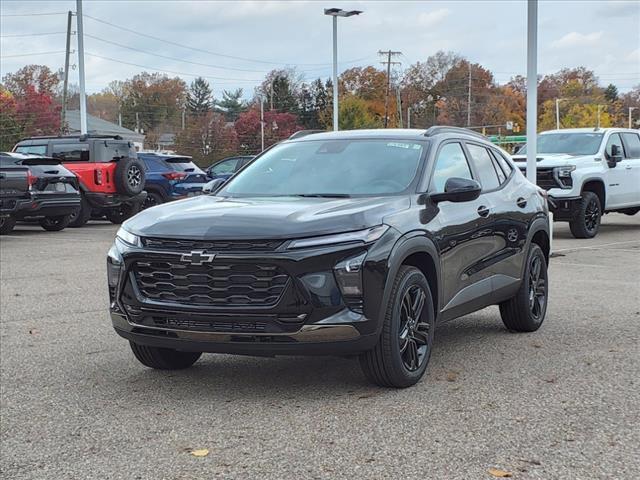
<box><xmin>180</xmin><ymin>250</ymin><xmax>215</xmax><ymax>265</ymax></box>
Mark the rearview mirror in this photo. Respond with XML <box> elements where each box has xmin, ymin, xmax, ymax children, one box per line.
<box><xmin>202</xmin><ymin>178</ymin><xmax>225</xmax><ymax>194</ymax></box>
<box><xmin>607</xmin><ymin>144</ymin><xmax>623</xmax><ymax>168</ymax></box>
<box><xmin>430</xmin><ymin>177</ymin><xmax>482</xmax><ymax>204</ymax></box>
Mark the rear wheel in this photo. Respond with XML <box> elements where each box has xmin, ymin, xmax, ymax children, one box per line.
<box><xmin>106</xmin><ymin>202</ymin><xmax>140</xmax><ymax>224</ymax></box>
<box><xmin>360</xmin><ymin>266</ymin><xmax>435</xmax><ymax>388</ymax></box>
<box><xmin>40</xmin><ymin>214</ymin><xmax>72</xmax><ymax>231</ymax></box>
<box><xmin>114</xmin><ymin>158</ymin><xmax>145</xmax><ymax>196</ymax></box>
<box><xmin>499</xmin><ymin>243</ymin><xmax>548</xmax><ymax>332</ymax></box>
<box><xmin>0</xmin><ymin>216</ymin><xmax>17</xmax><ymax>235</ymax></box>
<box><xmin>68</xmin><ymin>196</ymin><xmax>92</xmax><ymax>228</ymax></box>
<box><xmin>130</xmin><ymin>342</ymin><xmax>202</xmax><ymax>370</ymax></box>
<box><xmin>141</xmin><ymin>191</ymin><xmax>164</xmax><ymax>210</ymax></box>
<box><xmin>569</xmin><ymin>191</ymin><xmax>601</xmax><ymax>238</ymax></box>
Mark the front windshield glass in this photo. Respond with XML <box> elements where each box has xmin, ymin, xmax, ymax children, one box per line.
<box><xmin>519</xmin><ymin>133</ymin><xmax>603</xmax><ymax>156</ymax></box>
<box><xmin>221</xmin><ymin>139</ymin><xmax>426</xmax><ymax>196</ymax></box>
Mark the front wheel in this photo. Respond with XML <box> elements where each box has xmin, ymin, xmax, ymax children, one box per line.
<box><xmin>68</xmin><ymin>196</ymin><xmax>92</xmax><ymax>228</ymax></box>
<box><xmin>569</xmin><ymin>191</ymin><xmax>601</xmax><ymax>238</ymax></box>
<box><xmin>141</xmin><ymin>191</ymin><xmax>164</xmax><ymax>210</ymax></box>
<box><xmin>0</xmin><ymin>216</ymin><xmax>17</xmax><ymax>235</ymax></box>
<box><xmin>106</xmin><ymin>202</ymin><xmax>140</xmax><ymax>224</ymax></box>
<box><xmin>130</xmin><ymin>342</ymin><xmax>202</xmax><ymax>370</ymax></box>
<box><xmin>360</xmin><ymin>266</ymin><xmax>435</xmax><ymax>388</ymax></box>
<box><xmin>499</xmin><ymin>243</ymin><xmax>548</xmax><ymax>332</ymax></box>
<box><xmin>40</xmin><ymin>214</ymin><xmax>72</xmax><ymax>231</ymax></box>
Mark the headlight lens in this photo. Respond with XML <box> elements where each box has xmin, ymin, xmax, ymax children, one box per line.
<box><xmin>107</xmin><ymin>244</ymin><xmax>123</xmax><ymax>288</ymax></box>
<box><xmin>116</xmin><ymin>226</ymin><xmax>141</xmax><ymax>247</ymax></box>
<box><xmin>288</xmin><ymin>225</ymin><xmax>389</xmax><ymax>249</ymax></box>
<box><xmin>554</xmin><ymin>165</ymin><xmax>575</xmax><ymax>178</ymax></box>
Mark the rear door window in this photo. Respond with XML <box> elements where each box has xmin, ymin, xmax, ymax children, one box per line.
<box><xmin>466</xmin><ymin>143</ymin><xmax>501</xmax><ymax>191</ymax></box>
<box><xmin>621</xmin><ymin>133</ymin><xmax>640</xmax><ymax>158</ymax></box>
<box><xmin>51</xmin><ymin>143</ymin><xmax>90</xmax><ymax>162</ymax></box>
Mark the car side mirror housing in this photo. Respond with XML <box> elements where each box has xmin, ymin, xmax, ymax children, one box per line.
<box><xmin>607</xmin><ymin>144</ymin><xmax>623</xmax><ymax>168</ymax></box>
<box><xmin>203</xmin><ymin>178</ymin><xmax>226</xmax><ymax>194</ymax></box>
<box><xmin>512</xmin><ymin>145</ymin><xmax>521</xmax><ymax>154</ymax></box>
<box><xmin>430</xmin><ymin>177</ymin><xmax>482</xmax><ymax>204</ymax></box>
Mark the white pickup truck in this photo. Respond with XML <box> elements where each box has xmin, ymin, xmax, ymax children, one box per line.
<box><xmin>513</xmin><ymin>128</ymin><xmax>640</xmax><ymax>238</ymax></box>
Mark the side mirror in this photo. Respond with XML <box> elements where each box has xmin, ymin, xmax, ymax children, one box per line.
<box><xmin>607</xmin><ymin>144</ymin><xmax>623</xmax><ymax>168</ymax></box>
<box><xmin>512</xmin><ymin>145</ymin><xmax>521</xmax><ymax>154</ymax></box>
<box><xmin>430</xmin><ymin>177</ymin><xmax>482</xmax><ymax>204</ymax></box>
<box><xmin>202</xmin><ymin>178</ymin><xmax>225</xmax><ymax>194</ymax></box>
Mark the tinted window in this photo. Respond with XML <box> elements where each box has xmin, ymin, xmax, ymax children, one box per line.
<box><xmin>163</xmin><ymin>157</ymin><xmax>204</xmax><ymax>174</ymax></box>
<box><xmin>621</xmin><ymin>133</ymin><xmax>640</xmax><ymax>158</ymax></box>
<box><xmin>430</xmin><ymin>142</ymin><xmax>473</xmax><ymax>193</ymax></box>
<box><xmin>140</xmin><ymin>156</ymin><xmax>165</xmax><ymax>172</ymax></box>
<box><xmin>467</xmin><ymin>144</ymin><xmax>500</xmax><ymax>190</ymax></box>
<box><xmin>51</xmin><ymin>143</ymin><xmax>90</xmax><ymax>162</ymax></box>
<box><xmin>94</xmin><ymin>142</ymin><xmax>136</xmax><ymax>162</ymax></box>
<box><xmin>519</xmin><ymin>133</ymin><xmax>603</xmax><ymax>155</ymax></box>
<box><xmin>223</xmin><ymin>140</ymin><xmax>425</xmax><ymax>196</ymax></box>
<box><xmin>211</xmin><ymin>158</ymin><xmax>240</xmax><ymax>175</ymax></box>
<box><xmin>492</xmin><ymin>150</ymin><xmax>513</xmax><ymax>176</ymax></box>
<box><xmin>14</xmin><ymin>145</ymin><xmax>47</xmax><ymax>155</ymax></box>
<box><xmin>605</xmin><ymin>134</ymin><xmax>625</xmax><ymax>158</ymax></box>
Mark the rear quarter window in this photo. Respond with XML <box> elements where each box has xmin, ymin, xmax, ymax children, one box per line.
<box><xmin>51</xmin><ymin>143</ymin><xmax>90</xmax><ymax>162</ymax></box>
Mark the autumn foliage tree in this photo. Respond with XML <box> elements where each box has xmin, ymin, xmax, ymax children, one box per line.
<box><xmin>234</xmin><ymin>107</ymin><xmax>301</xmax><ymax>154</ymax></box>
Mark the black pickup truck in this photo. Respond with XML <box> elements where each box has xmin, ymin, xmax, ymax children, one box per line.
<box><xmin>0</xmin><ymin>152</ymin><xmax>81</xmax><ymax>234</ymax></box>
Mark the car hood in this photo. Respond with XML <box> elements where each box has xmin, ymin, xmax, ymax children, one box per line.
<box><xmin>124</xmin><ymin>194</ymin><xmax>410</xmax><ymax>240</ymax></box>
<box><xmin>512</xmin><ymin>153</ymin><xmax>592</xmax><ymax>168</ymax></box>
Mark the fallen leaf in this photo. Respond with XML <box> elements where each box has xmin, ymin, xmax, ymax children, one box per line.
<box><xmin>488</xmin><ymin>468</ymin><xmax>512</xmax><ymax>477</ymax></box>
<box><xmin>531</xmin><ymin>342</ymin><xmax>542</xmax><ymax>348</ymax></box>
<box><xmin>446</xmin><ymin>371</ymin><xmax>459</xmax><ymax>382</ymax></box>
<box><xmin>190</xmin><ymin>449</ymin><xmax>209</xmax><ymax>457</ymax></box>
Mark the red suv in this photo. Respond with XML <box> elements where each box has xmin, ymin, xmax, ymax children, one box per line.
<box><xmin>13</xmin><ymin>135</ymin><xmax>146</xmax><ymax>227</ymax></box>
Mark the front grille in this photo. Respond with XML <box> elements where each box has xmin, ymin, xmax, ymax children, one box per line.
<box><xmin>519</xmin><ymin>167</ymin><xmax>558</xmax><ymax>190</ymax></box>
<box><xmin>132</xmin><ymin>259</ymin><xmax>289</xmax><ymax>306</ymax></box>
<box><xmin>142</xmin><ymin>237</ymin><xmax>283</xmax><ymax>252</ymax></box>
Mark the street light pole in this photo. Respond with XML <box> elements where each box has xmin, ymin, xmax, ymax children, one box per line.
<box><xmin>525</xmin><ymin>0</ymin><xmax>538</xmax><ymax>184</ymax></box>
<box><xmin>629</xmin><ymin>107</ymin><xmax>637</xmax><ymax>129</ymax></box>
<box><xmin>555</xmin><ymin>98</ymin><xmax>564</xmax><ymax>130</ymax></box>
<box><xmin>260</xmin><ymin>96</ymin><xmax>265</xmax><ymax>151</ymax></box>
<box><xmin>324</xmin><ymin>8</ymin><xmax>362</xmax><ymax>132</ymax></box>
<box><xmin>76</xmin><ymin>0</ymin><xmax>87</xmax><ymax>135</ymax></box>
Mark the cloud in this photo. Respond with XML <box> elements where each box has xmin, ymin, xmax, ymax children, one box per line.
<box><xmin>416</xmin><ymin>8</ymin><xmax>451</xmax><ymax>27</ymax></box>
<box><xmin>551</xmin><ymin>31</ymin><xmax>604</xmax><ymax>48</ymax></box>
<box><xmin>597</xmin><ymin>1</ymin><xmax>640</xmax><ymax>18</ymax></box>
<box><xmin>626</xmin><ymin>49</ymin><xmax>640</xmax><ymax>63</ymax></box>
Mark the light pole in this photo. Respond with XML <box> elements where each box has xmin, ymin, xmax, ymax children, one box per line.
<box><xmin>324</xmin><ymin>8</ymin><xmax>362</xmax><ymax>131</ymax></box>
<box><xmin>629</xmin><ymin>107</ymin><xmax>637</xmax><ymax>129</ymax></box>
<box><xmin>525</xmin><ymin>0</ymin><xmax>538</xmax><ymax>184</ymax></box>
<box><xmin>555</xmin><ymin>98</ymin><xmax>564</xmax><ymax>130</ymax></box>
<box><xmin>76</xmin><ymin>0</ymin><xmax>87</xmax><ymax>134</ymax></box>
<box><xmin>259</xmin><ymin>96</ymin><xmax>265</xmax><ymax>151</ymax></box>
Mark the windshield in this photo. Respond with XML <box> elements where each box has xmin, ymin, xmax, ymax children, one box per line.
<box><xmin>221</xmin><ymin>139</ymin><xmax>426</xmax><ymax>196</ymax></box>
<box><xmin>519</xmin><ymin>133</ymin><xmax>603</xmax><ymax>156</ymax></box>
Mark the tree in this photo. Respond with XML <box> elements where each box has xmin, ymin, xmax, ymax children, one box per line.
<box><xmin>0</xmin><ymin>88</ymin><xmax>22</xmax><ymax>151</ymax></box>
<box><xmin>235</xmin><ymin>107</ymin><xmax>301</xmax><ymax>153</ymax></box>
<box><xmin>186</xmin><ymin>77</ymin><xmax>213</xmax><ymax>115</ymax></box>
<box><xmin>87</xmin><ymin>91</ymin><xmax>120</xmax><ymax>123</ymax></box>
<box><xmin>338</xmin><ymin>96</ymin><xmax>383</xmax><ymax>130</ymax></box>
<box><xmin>2</xmin><ymin>64</ymin><xmax>60</xmax><ymax>97</ymax></box>
<box><xmin>604</xmin><ymin>84</ymin><xmax>619</xmax><ymax>102</ymax></box>
<box><xmin>258</xmin><ymin>69</ymin><xmax>301</xmax><ymax>112</ymax></box>
<box><xmin>174</xmin><ymin>111</ymin><xmax>237</xmax><ymax>166</ymax></box>
<box><xmin>216</xmin><ymin>88</ymin><xmax>245</xmax><ymax>120</ymax></box>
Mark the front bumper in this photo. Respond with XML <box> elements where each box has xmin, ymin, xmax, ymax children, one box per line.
<box><xmin>108</xmin><ymin>229</ymin><xmax>398</xmax><ymax>356</ymax></box>
<box><xmin>12</xmin><ymin>193</ymin><xmax>81</xmax><ymax>219</ymax></box>
<box><xmin>547</xmin><ymin>195</ymin><xmax>582</xmax><ymax>220</ymax></box>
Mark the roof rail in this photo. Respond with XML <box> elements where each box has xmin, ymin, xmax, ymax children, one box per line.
<box><xmin>18</xmin><ymin>134</ymin><xmax>124</xmax><ymax>141</ymax></box>
<box><xmin>424</xmin><ymin>126</ymin><xmax>486</xmax><ymax>139</ymax></box>
<box><xmin>288</xmin><ymin>129</ymin><xmax>325</xmax><ymax>140</ymax></box>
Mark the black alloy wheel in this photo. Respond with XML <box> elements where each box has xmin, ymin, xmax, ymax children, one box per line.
<box><xmin>584</xmin><ymin>197</ymin><xmax>600</xmax><ymax>233</ymax></box>
<box><xmin>569</xmin><ymin>191</ymin><xmax>601</xmax><ymax>239</ymax></box>
<box><xmin>398</xmin><ymin>285</ymin><xmax>430</xmax><ymax>372</ymax></box>
<box><xmin>528</xmin><ymin>253</ymin><xmax>547</xmax><ymax>322</ymax></box>
<box><xmin>127</xmin><ymin>165</ymin><xmax>143</xmax><ymax>190</ymax></box>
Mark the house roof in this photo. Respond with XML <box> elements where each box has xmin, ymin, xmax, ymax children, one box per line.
<box><xmin>65</xmin><ymin>110</ymin><xmax>145</xmax><ymax>142</ymax></box>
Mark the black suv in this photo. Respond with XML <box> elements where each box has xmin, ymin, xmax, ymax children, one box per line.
<box><xmin>107</xmin><ymin>127</ymin><xmax>550</xmax><ymax>388</ymax></box>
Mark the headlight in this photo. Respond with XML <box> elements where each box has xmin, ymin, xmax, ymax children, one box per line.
<box><xmin>116</xmin><ymin>226</ymin><xmax>141</xmax><ymax>247</ymax></box>
<box><xmin>287</xmin><ymin>225</ymin><xmax>389</xmax><ymax>249</ymax></box>
<box><xmin>554</xmin><ymin>166</ymin><xmax>575</xmax><ymax>178</ymax></box>
<box><xmin>107</xmin><ymin>244</ymin><xmax>123</xmax><ymax>288</ymax></box>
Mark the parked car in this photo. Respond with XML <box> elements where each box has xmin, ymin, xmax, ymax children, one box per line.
<box><xmin>513</xmin><ymin>128</ymin><xmax>640</xmax><ymax>238</ymax></box>
<box><xmin>13</xmin><ymin>135</ymin><xmax>146</xmax><ymax>227</ymax></box>
<box><xmin>0</xmin><ymin>152</ymin><xmax>81</xmax><ymax>234</ymax></box>
<box><xmin>205</xmin><ymin>155</ymin><xmax>254</xmax><ymax>180</ymax></box>
<box><xmin>107</xmin><ymin>127</ymin><xmax>550</xmax><ymax>388</ymax></box>
<box><xmin>137</xmin><ymin>152</ymin><xmax>209</xmax><ymax>209</ymax></box>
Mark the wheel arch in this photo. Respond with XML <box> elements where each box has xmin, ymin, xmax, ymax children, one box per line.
<box><xmin>524</xmin><ymin>215</ymin><xmax>550</xmax><ymax>273</ymax></box>
<box><xmin>581</xmin><ymin>178</ymin><xmax>606</xmax><ymax>209</ymax></box>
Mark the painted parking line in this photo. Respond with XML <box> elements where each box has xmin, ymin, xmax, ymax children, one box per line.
<box><xmin>553</xmin><ymin>240</ymin><xmax>640</xmax><ymax>254</ymax></box>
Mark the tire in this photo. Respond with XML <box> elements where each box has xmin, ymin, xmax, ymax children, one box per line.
<box><xmin>569</xmin><ymin>191</ymin><xmax>601</xmax><ymax>238</ymax></box>
<box><xmin>0</xmin><ymin>216</ymin><xmax>17</xmax><ymax>235</ymax></box>
<box><xmin>621</xmin><ymin>207</ymin><xmax>640</xmax><ymax>216</ymax></box>
<box><xmin>499</xmin><ymin>243</ymin><xmax>548</xmax><ymax>332</ymax></box>
<box><xmin>130</xmin><ymin>342</ymin><xmax>201</xmax><ymax>370</ymax></box>
<box><xmin>68</xmin><ymin>196</ymin><xmax>92</xmax><ymax>228</ymax></box>
<box><xmin>114</xmin><ymin>157</ymin><xmax>145</xmax><ymax>196</ymax></box>
<box><xmin>360</xmin><ymin>266</ymin><xmax>435</xmax><ymax>388</ymax></box>
<box><xmin>141</xmin><ymin>190</ymin><xmax>164</xmax><ymax>210</ymax></box>
<box><xmin>106</xmin><ymin>202</ymin><xmax>140</xmax><ymax>224</ymax></box>
<box><xmin>40</xmin><ymin>214</ymin><xmax>72</xmax><ymax>231</ymax></box>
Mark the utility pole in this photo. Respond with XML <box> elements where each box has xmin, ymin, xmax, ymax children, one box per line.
<box><xmin>135</xmin><ymin>112</ymin><xmax>140</xmax><ymax>133</ymax></box>
<box><xmin>118</xmin><ymin>111</ymin><xmax>122</xmax><ymax>127</ymax></box>
<box><xmin>407</xmin><ymin>107</ymin><xmax>411</xmax><ymax>128</ymax></box>
<box><xmin>181</xmin><ymin>108</ymin><xmax>186</xmax><ymax>130</ymax></box>
<box><xmin>555</xmin><ymin>98</ymin><xmax>564</xmax><ymax>130</ymax></box>
<box><xmin>396</xmin><ymin>87</ymin><xmax>403</xmax><ymax>128</ymax></box>
<box><xmin>628</xmin><ymin>107</ymin><xmax>636</xmax><ymax>129</ymax></box>
<box><xmin>76</xmin><ymin>0</ymin><xmax>87</xmax><ymax>134</ymax></box>
<box><xmin>60</xmin><ymin>10</ymin><xmax>73</xmax><ymax>134</ymax></box>
<box><xmin>379</xmin><ymin>50</ymin><xmax>401</xmax><ymax>128</ymax></box>
<box><xmin>525</xmin><ymin>0</ymin><xmax>538</xmax><ymax>184</ymax></box>
<box><xmin>467</xmin><ymin>61</ymin><xmax>472</xmax><ymax>127</ymax></box>
<box><xmin>260</xmin><ymin>96</ymin><xmax>265</xmax><ymax>151</ymax></box>
<box><xmin>597</xmin><ymin>104</ymin><xmax>603</xmax><ymax>129</ymax></box>
<box><xmin>270</xmin><ymin>80</ymin><xmax>274</xmax><ymax>111</ymax></box>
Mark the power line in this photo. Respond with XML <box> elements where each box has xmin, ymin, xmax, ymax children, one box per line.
<box><xmin>0</xmin><ymin>51</ymin><xmax>66</xmax><ymax>58</ymax></box>
<box><xmin>0</xmin><ymin>12</ymin><xmax>68</xmax><ymax>17</ymax></box>
<box><xmin>0</xmin><ymin>32</ymin><xmax>66</xmax><ymax>38</ymax></box>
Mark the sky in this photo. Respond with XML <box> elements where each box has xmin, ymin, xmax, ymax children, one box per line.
<box><xmin>1</xmin><ymin>0</ymin><xmax>639</xmax><ymax>97</ymax></box>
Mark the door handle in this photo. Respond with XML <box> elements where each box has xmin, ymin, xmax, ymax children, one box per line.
<box><xmin>477</xmin><ymin>205</ymin><xmax>490</xmax><ymax>217</ymax></box>
<box><xmin>625</xmin><ymin>165</ymin><xmax>632</xmax><ymax>170</ymax></box>
<box><xmin>516</xmin><ymin>197</ymin><xmax>527</xmax><ymax>208</ymax></box>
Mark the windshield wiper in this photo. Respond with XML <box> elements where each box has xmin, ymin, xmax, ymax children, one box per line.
<box><xmin>293</xmin><ymin>193</ymin><xmax>351</xmax><ymax>198</ymax></box>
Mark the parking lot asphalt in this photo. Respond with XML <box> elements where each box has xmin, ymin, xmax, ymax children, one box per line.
<box><xmin>1</xmin><ymin>214</ymin><xmax>639</xmax><ymax>480</ymax></box>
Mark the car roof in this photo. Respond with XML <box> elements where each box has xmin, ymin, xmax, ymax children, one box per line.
<box><xmin>539</xmin><ymin>128</ymin><xmax>639</xmax><ymax>135</ymax></box>
<box><xmin>15</xmin><ymin>135</ymin><xmax>128</xmax><ymax>146</ymax></box>
<box><xmin>286</xmin><ymin>127</ymin><xmax>493</xmax><ymax>144</ymax></box>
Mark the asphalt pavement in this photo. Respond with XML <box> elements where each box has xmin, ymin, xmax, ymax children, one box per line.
<box><xmin>1</xmin><ymin>214</ymin><xmax>639</xmax><ymax>479</ymax></box>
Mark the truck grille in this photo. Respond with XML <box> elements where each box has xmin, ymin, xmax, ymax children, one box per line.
<box><xmin>519</xmin><ymin>167</ymin><xmax>558</xmax><ymax>190</ymax></box>
<box><xmin>142</xmin><ymin>237</ymin><xmax>283</xmax><ymax>252</ymax></box>
<box><xmin>133</xmin><ymin>259</ymin><xmax>289</xmax><ymax>306</ymax></box>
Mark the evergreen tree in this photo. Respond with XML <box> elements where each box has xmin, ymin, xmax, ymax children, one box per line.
<box><xmin>187</xmin><ymin>77</ymin><xmax>213</xmax><ymax>115</ymax></box>
<box><xmin>216</xmin><ymin>88</ymin><xmax>244</xmax><ymax>120</ymax></box>
<box><xmin>604</xmin><ymin>83</ymin><xmax>618</xmax><ymax>102</ymax></box>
